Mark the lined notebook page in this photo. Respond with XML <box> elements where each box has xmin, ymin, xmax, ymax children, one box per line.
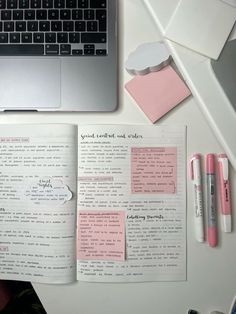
<box><xmin>0</xmin><ymin>124</ymin><xmax>77</xmax><ymax>284</ymax></box>
<box><xmin>77</xmin><ymin>125</ymin><xmax>186</xmax><ymax>282</ymax></box>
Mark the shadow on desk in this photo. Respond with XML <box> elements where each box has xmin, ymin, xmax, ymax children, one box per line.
<box><xmin>0</xmin><ymin>280</ymin><xmax>46</xmax><ymax>314</ymax></box>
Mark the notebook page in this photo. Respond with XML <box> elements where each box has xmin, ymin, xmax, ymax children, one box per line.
<box><xmin>0</xmin><ymin>124</ymin><xmax>77</xmax><ymax>284</ymax></box>
<box><xmin>77</xmin><ymin>125</ymin><xmax>186</xmax><ymax>282</ymax></box>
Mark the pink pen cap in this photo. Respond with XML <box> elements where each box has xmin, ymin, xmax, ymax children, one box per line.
<box><xmin>206</xmin><ymin>153</ymin><xmax>215</xmax><ymax>174</ymax></box>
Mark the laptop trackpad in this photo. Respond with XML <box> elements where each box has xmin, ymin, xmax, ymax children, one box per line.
<box><xmin>0</xmin><ymin>58</ymin><xmax>60</xmax><ymax>109</ymax></box>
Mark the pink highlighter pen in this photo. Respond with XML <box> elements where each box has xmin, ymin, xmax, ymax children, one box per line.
<box><xmin>206</xmin><ymin>154</ymin><xmax>217</xmax><ymax>247</ymax></box>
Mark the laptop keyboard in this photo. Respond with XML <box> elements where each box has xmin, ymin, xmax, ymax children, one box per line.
<box><xmin>0</xmin><ymin>0</ymin><xmax>107</xmax><ymax>56</ymax></box>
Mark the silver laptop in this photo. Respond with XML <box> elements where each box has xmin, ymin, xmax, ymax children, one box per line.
<box><xmin>0</xmin><ymin>0</ymin><xmax>117</xmax><ymax>111</ymax></box>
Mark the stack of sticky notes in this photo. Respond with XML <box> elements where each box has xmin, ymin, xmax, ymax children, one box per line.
<box><xmin>125</xmin><ymin>42</ymin><xmax>191</xmax><ymax>123</ymax></box>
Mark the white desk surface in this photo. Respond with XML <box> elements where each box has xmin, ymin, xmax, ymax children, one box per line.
<box><xmin>1</xmin><ymin>1</ymin><xmax>235</xmax><ymax>313</ymax></box>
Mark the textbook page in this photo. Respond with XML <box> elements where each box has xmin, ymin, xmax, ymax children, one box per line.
<box><xmin>77</xmin><ymin>125</ymin><xmax>186</xmax><ymax>282</ymax></box>
<box><xmin>0</xmin><ymin>124</ymin><xmax>77</xmax><ymax>284</ymax></box>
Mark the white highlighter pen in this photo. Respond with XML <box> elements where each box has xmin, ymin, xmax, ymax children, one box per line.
<box><xmin>190</xmin><ymin>154</ymin><xmax>205</xmax><ymax>242</ymax></box>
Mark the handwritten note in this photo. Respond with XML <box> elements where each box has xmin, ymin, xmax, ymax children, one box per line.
<box><xmin>131</xmin><ymin>147</ymin><xmax>177</xmax><ymax>194</ymax></box>
<box><xmin>24</xmin><ymin>177</ymin><xmax>72</xmax><ymax>206</ymax></box>
<box><xmin>77</xmin><ymin>210</ymin><xmax>125</xmax><ymax>261</ymax></box>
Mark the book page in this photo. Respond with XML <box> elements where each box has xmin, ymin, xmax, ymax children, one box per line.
<box><xmin>77</xmin><ymin>125</ymin><xmax>186</xmax><ymax>282</ymax></box>
<box><xmin>0</xmin><ymin>124</ymin><xmax>77</xmax><ymax>284</ymax></box>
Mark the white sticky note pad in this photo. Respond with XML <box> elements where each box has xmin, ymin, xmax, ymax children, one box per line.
<box><xmin>125</xmin><ymin>42</ymin><xmax>171</xmax><ymax>75</ymax></box>
<box><xmin>164</xmin><ymin>0</ymin><xmax>236</xmax><ymax>60</ymax></box>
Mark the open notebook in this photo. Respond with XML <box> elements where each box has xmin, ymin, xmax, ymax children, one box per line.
<box><xmin>0</xmin><ymin>124</ymin><xmax>186</xmax><ymax>284</ymax></box>
<box><xmin>144</xmin><ymin>0</ymin><xmax>236</xmax><ymax>170</ymax></box>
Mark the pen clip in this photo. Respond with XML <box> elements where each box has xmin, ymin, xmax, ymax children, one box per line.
<box><xmin>189</xmin><ymin>154</ymin><xmax>200</xmax><ymax>181</ymax></box>
<box><xmin>218</xmin><ymin>155</ymin><xmax>228</xmax><ymax>181</ymax></box>
<box><xmin>189</xmin><ymin>157</ymin><xmax>194</xmax><ymax>180</ymax></box>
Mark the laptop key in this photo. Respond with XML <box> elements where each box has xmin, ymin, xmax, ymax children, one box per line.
<box><xmin>54</xmin><ymin>0</ymin><xmax>65</xmax><ymax>8</ymax></box>
<box><xmin>96</xmin><ymin>9</ymin><xmax>107</xmax><ymax>31</ymax></box>
<box><xmin>33</xmin><ymin>32</ymin><xmax>44</xmax><ymax>42</ymax></box>
<box><xmin>75</xmin><ymin>21</ymin><xmax>85</xmax><ymax>31</ymax></box>
<box><xmin>1</xmin><ymin>10</ymin><xmax>11</xmax><ymax>20</ymax></box>
<box><xmin>0</xmin><ymin>22</ymin><xmax>2</xmax><ymax>32</ymax></box>
<box><xmin>69</xmin><ymin>32</ymin><xmax>80</xmax><ymax>43</ymax></box>
<box><xmin>84</xmin><ymin>48</ymin><xmax>95</xmax><ymax>55</ymax></box>
<box><xmin>22</xmin><ymin>32</ymin><xmax>33</xmax><ymax>43</ymax></box>
<box><xmin>60</xmin><ymin>10</ymin><xmax>71</xmax><ymax>19</ymax></box>
<box><xmin>43</xmin><ymin>0</ymin><xmax>53</xmax><ymax>8</ymax></box>
<box><xmin>87</xmin><ymin>21</ymin><xmax>97</xmax><ymax>31</ymax></box>
<box><xmin>0</xmin><ymin>0</ymin><xmax>6</xmax><ymax>9</ymax></box>
<box><xmin>72</xmin><ymin>9</ymin><xmax>83</xmax><ymax>20</ymax></box>
<box><xmin>78</xmin><ymin>0</ymin><xmax>88</xmax><ymax>8</ymax></box>
<box><xmin>84</xmin><ymin>44</ymin><xmax>95</xmax><ymax>55</ymax></box>
<box><xmin>48</xmin><ymin>10</ymin><xmax>59</xmax><ymax>20</ymax></box>
<box><xmin>10</xmin><ymin>32</ymin><xmax>20</xmax><ymax>42</ymax></box>
<box><xmin>81</xmin><ymin>32</ymin><xmax>106</xmax><ymax>43</ymax></box>
<box><xmin>51</xmin><ymin>21</ymin><xmax>62</xmax><ymax>31</ymax></box>
<box><xmin>84</xmin><ymin>9</ymin><xmax>94</xmax><ymax>20</ymax></box>
<box><xmin>72</xmin><ymin>49</ymin><xmax>83</xmax><ymax>55</ymax></box>
<box><xmin>13</xmin><ymin>10</ymin><xmax>24</xmax><ymax>20</ymax></box>
<box><xmin>45</xmin><ymin>32</ymin><xmax>56</xmax><ymax>43</ymax></box>
<box><xmin>90</xmin><ymin>0</ymin><xmax>106</xmax><ymax>8</ymax></box>
<box><xmin>31</xmin><ymin>0</ymin><xmax>41</xmax><ymax>8</ymax></box>
<box><xmin>84</xmin><ymin>44</ymin><xmax>94</xmax><ymax>49</ymax></box>
<box><xmin>96</xmin><ymin>49</ymin><xmax>106</xmax><ymax>55</ymax></box>
<box><xmin>25</xmin><ymin>10</ymin><xmax>35</xmax><ymax>20</ymax></box>
<box><xmin>4</xmin><ymin>22</ymin><xmax>14</xmax><ymax>32</ymax></box>
<box><xmin>66</xmin><ymin>0</ymin><xmax>76</xmax><ymax>8</ymax></box>
<box><xmin>36</xmin><ymin>10</ymin><xmax>47</xmax><ymax>20</ymax></box>
<box><xmin>39</xmin><ymin>21</ymin><xmax>50</xmax><ymax>31</ymax></box>
<box><xmin>57</xmin><ymin>32</ymin><xmax>68</xmax><ymax>43</ymax></box>
<box><xmin>45</xmin><ymin>44</ymin><xmax>59</xmax><ymax>54</ymax></box>
<box><xmin>60</xmin><ymin>44</ymin><xmax>71</xmax><ymax>55</ymax></box>
<box><xmin>0</xmin><ymin>33</ymin><xmax>8</xmax><ymax>43</ymax></box>
<box><xmin>63</xmin><ymin>21</ymin><xmax>73</xmax><ymax>31</ymax></box>
<box><xmin>27</xmin><ymin>21</ymin><xmax>38</xmax><ymax>31</ymax></box>
<box><xmin>16</xmin><ymin>21</ymin><xmax>26</xmax><ymax>31</ymax></box>
<box><xmin>19</xmin><ymin>0</ymin><xmax>29</xmax><ymax>8</ymax></box>
<box><xmin>7</xmin><ymin>0</ymin><xmax>17</xmax><ymax>9</ymax></box>
<box><xmin>0</xmin><ymin>44</ymin><xmax>44</xmax><ymax>55</ymax></box>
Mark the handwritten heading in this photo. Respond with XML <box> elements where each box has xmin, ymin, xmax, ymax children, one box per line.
<box><xmin>80</xmin><ymin>133</ymin><xmax>143</xmax><ymax>140</ymax></box>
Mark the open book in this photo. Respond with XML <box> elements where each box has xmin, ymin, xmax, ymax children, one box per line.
<box><xmin>0</xmin><ymin>124</ymin><xmax>186</xmax><ymax>284</ymax></box>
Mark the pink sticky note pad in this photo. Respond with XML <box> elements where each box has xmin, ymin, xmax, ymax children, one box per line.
<box><xmin>125</xmin><ymin>65</ymin><xmax>191</xmax><ymax>123</ymax></box>
<box><xmin>77</xmin><ymin>210</ymin><xmax>125</xmax><ymax>261</ymax></box>
<box><xmin>131</xmin><ymin>147</ymin><xmax>177</xmax><ymax>194</ymax></box>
